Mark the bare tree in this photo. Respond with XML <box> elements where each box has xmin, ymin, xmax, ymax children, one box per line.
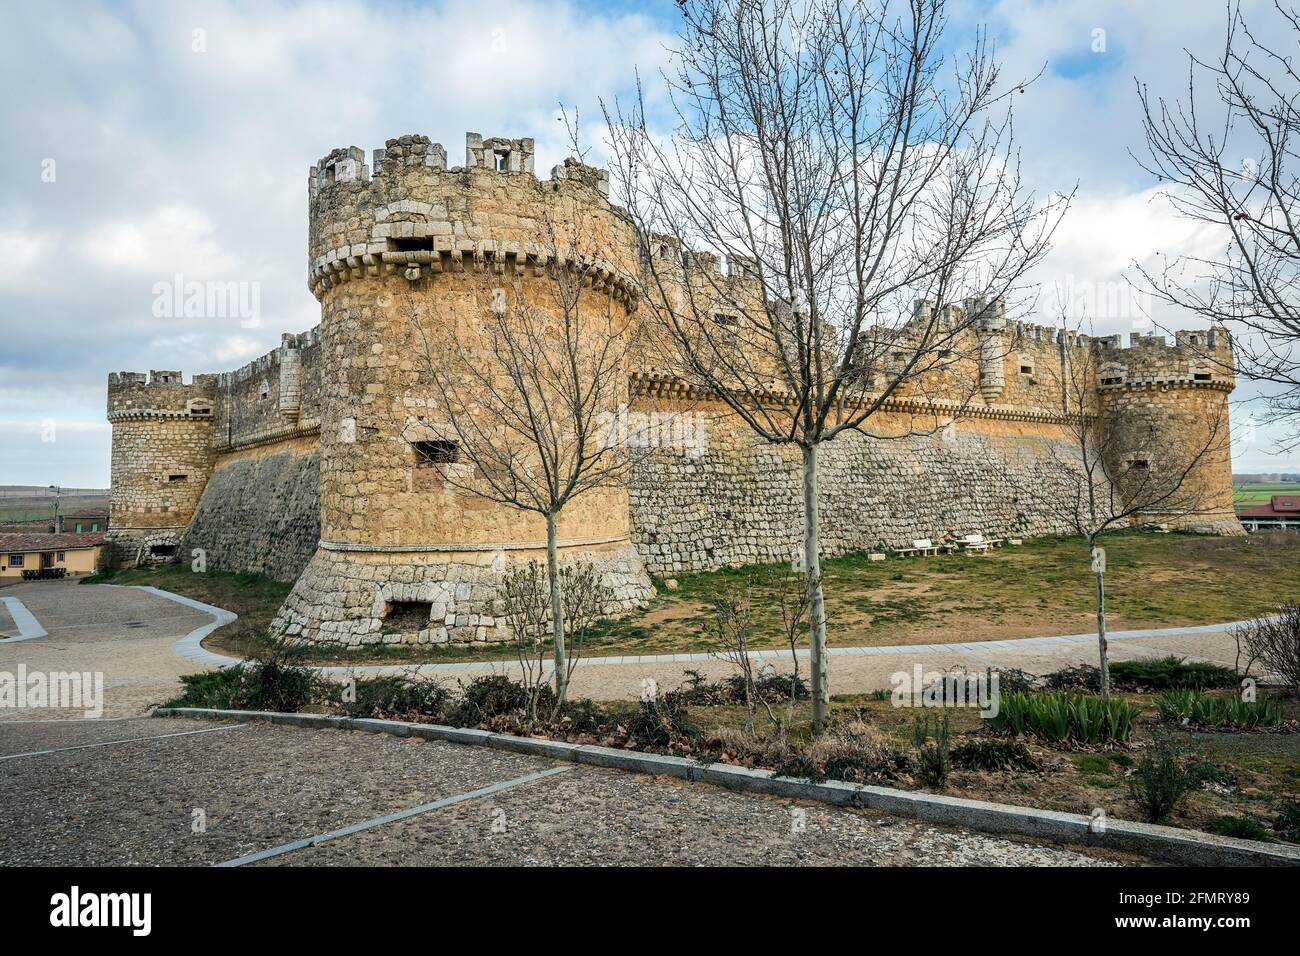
<box><xmin>1135</xmin><ymin>1</ymin><xmax>1300</xmax><ymax>447</ymax></box>
<box><xmin>605</xmin><ymin>0</ymin><xmax>1067</xmax><ymax>729</ymax></box>
<box><xmin>409</xmin><ymin>136</ymin><xmax>635</xmax><ymax>708</ymax></box>
<box><xmin>1038</xmin><ymin>318</ymin><xmax>1230</xmax><ymax>697</ymax></box>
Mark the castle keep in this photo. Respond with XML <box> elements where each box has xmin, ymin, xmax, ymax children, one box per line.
<box><xmin>106</xmin><ymin>132</ymin><xmax>1242</xmax><ymax>647</ymax></box>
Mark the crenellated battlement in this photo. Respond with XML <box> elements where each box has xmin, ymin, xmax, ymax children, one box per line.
<box><xmin>306</xmin><ymin>131</ymin><xmax>638</xmax><ymax>302</ymax></box>
<box><xmin>107</xmin><ymin>369</ymin><xmax>219</xmax><ymax>420</ymax></box>
<box><xmin>1090</xmin><ymin>328</ymin><xmax>1234</xmax><ymax>390</ymax></box>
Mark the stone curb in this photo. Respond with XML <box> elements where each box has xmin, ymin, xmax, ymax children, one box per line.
<box><xmin>153</xmin><ymin>706</ymin><xmax>1300</xmax><ymax>867</ymax></box>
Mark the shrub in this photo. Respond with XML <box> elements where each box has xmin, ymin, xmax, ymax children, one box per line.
<box><xmin>1127</xmin><ymin>731</ymin><xmax>1205</xmax><ymax>824</ymax></box>
<box><xmin>1042</xmin><ymin>664</ymin><xmax>1101</xmax><ymax>692</ymax></box>
<box><xmin>770</xmin><ymin>721</ymin><xmax>910</xmax><ymax>784</ymax></box>
<box><xmin>990</xmin><ymin>668</ymin><xmax>1037</xmax><ymax>695</ymax></box>
<box><xmin>627</xmin><ymin>693</ymin><xmax>699</xmax><ymax>747</ymax></box>
<box><xmin>556</xmin><ymin>697</ymin><xmax>608</xmax><ymax>733</ymax></box>
<box><xmin>1109</xmin><ymin>656</ymin><xmax>1238</xmax><ymax>691</ymax></box>
<box><xmin>1205</xmin><ymin>815</ymin><xmax>1274</xmax><ymax>842</ymax></box>
<box><xmin>1274</xmin><ymin>799</ymin><xmax>1300</xmax><ymax>842</ymax></box>
<box><xmin>1234</xmin><ymin>604</ymin><xmax>1300</xmax><ymax>696</ymax></box>
<box><xmin>164</xmin><ymin>653</ymin><xmax>319</xmax><ymax>713</ymax></box>
<box><xmin>1154</xmin><ymin>690</ymin><xmax>1285</xmax><ymax>729</ymax></box>
<box><xmin>340</xmin><ymin>674</ymin><xmax>450</xmax><ymax>720</ymax></box>
<box><xmin>911</xmin><ymin>713</ymin><xmax>952</xmax><ymax>788</ymax></box>
<box><xmin>447</xmin><ymin>675</ymin><xmax>544</xmax><ymax>726</ymax></box>
<box><xmin>989</xmin><ymin>691</ymin><xmax>1139</xmax><ymax>744</ymax></box>
<box><xmin>951</xmin><ymin>739</ymin><xmax>1039</xmax><ymax>772</ymax></box>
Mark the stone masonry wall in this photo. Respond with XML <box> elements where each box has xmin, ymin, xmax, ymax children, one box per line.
<box><xmin>179</xmin><ymin>438</ymin><xmax>320</xmax><ymax>582</ymax></box>
<box><xmin>630</xmin><ymin>402</ymin><xmax>1090</xmax><ymax>575</ymax></box>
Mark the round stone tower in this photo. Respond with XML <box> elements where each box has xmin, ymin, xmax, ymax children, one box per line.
<box><xmin>105</xmin><ymin>370</ymin><xmax>218</xmax><ymax>565</ymax></box>
<box><xmin>1093</xmin><ymin>327</ymin><xmax>1242</xmax><ymax>534</ymax></box>
<box><xmin>272</xmin><ymin>132</ymin><xmax>653</xmax><ymax>647</ymax></box>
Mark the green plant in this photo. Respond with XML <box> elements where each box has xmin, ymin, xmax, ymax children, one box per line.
<box><xmin>1154</xmin><ymin>689</ymin><xmax>1284</xmax><ymax>728</ymax></box>
<box><xmin>163</xmin><ymin>642</ymin><xmax>321</xmax><ymax>713</ymax></box>
<box><xmin>951</xmin><ymin>739</ymin><xmax>1038</xmax><ymax>772</ymax></box>
<box><xmin>1274</xmin><ymin>798</ymin><xmax>1300</xmax><ymax>841</ymax></box>
<box><xmin>556</xmin><ymin>697</ymin><xmax>608</xmax><ymax>733</ymax></box>
<box><xmin>1205</xmin><ymin>815</ymin><xmax>1274</xmax><ymax>842</ymax></box>
<box><xmin>911</xmin><ymin>713</ymin><xmax>951</xmax><ymax>788</ymax></box>
<box><xmin>1127</xmin><ymin>731</ymin><xmax>1205</xmax><ymax>824</ymax></box>
<box><xmin>1109</xmin><ymin>655</ymin><xmax>1238</xmax><ymax>691</ymax></box>
<box><xmin>627</xmin><ymin>693</ymin><xmax>699</xmax><ymax>747</ymax></box>
<box><xmin>340</xmin><ymin>674</ymin><xmax>450</xmax><ymax>719</ymax></box>
<box><xmin>448</xmin><ymin>674</ymin><xmax>544</xmax><ymax>725</ymax></box>
<box><xmin>989</xmin><ymin>691</ymin><xmax>1139</xmax><ymax>743</ymax></box>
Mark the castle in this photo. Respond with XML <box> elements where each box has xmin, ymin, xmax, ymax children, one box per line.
<box><xmin>105</xmin><ymin>132</ymin><xmax>1241</xmax><ymax>648</ymax></box>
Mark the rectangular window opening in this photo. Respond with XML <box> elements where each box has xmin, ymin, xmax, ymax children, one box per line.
<box><xmin>168</xmin><ymin>474</ymin><xmax>188</xmax><ymax>482</ymax></box>
<box><xmin>383</xmin><ymin>600</ymin><xmax>433</xmax><ymax>631</ymax></box>
<box><xmin>150</xmin><ymin>545</ymin><xmax>177</xmax><ymax>558</ymax></box>
<box><xmin>414</xmin><ymin>440</ymin><xmax>459</xmax><ymax>465</ymax></box>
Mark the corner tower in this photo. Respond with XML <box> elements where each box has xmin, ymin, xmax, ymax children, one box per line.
<box><xmin>1093</xmin><ymin>328</ymin><xmax>1242</xmax><ymax>535</ymax></box>
<box><xmin>272</xmin><ymin>133</ymin><xmax>653</xmax><ymax>647</ymax></box>
<box><xmin>105</xmin><ymin>370</ymin><xmax>218</xmax><ymax>564</ymax></box>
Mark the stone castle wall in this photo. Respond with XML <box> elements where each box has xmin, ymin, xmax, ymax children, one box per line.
<box><xmin>179</xmin><ymin>437</ymin><xmax>320</xmax><ymax>581</ymax></box>
<box><xmin>105</xmin><ymin>130</ymin><xmax>1243</xmax><ymax>644</ymax></box>
<box><xmin>629</xmin><ymin>402</ymin><xmax>1088</xmax><ymax>575</ymax></box>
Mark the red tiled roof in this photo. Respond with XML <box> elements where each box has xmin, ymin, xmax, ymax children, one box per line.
<box><xmin>0</xmin><ymin>532</ymin><xmax>105</xmax><ymax>553</ymax></box>
<box><xmin>1237</xmin><ymin>495</ymin><xmax>1300</xmax><ymax>518</ymax></box>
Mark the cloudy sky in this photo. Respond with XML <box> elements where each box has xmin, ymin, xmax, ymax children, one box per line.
<box><xmin>1</xmin><ymin>0</ymin><xmax>1296</xmax><ymax>488</ymax></box>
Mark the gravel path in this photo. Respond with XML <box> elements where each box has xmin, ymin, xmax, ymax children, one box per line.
<box><xmin>0</xmin><ymin>580</ymin><xmax>209</xmax><ymax>719</ymax></box>
<box><xmin>0</xmin><ymin>717</ymin><xmax>1128</xmax><ymax>867</ymax></box>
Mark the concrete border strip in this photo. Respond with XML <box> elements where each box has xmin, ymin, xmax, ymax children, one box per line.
<box><xmin>215</xmin><ymin>765</ymin><xmax>572</xmax><ymax>867</ymax></box>
<box><xmin>0</xmin><ymin>596</ymin><xmax>47</xmax><ymax>643</ymax></box>
<box><xmin>0</xmin><ymin>722</ymin><xmax>245</xmax><ymax>762</ymax></box>
<box><xmin>155</xmin><ymin>707</ymin><xmax>1300</xmax><ymax>867</ymax></box>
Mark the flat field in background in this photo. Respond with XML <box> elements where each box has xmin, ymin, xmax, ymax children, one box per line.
<box><xmin>1233</xmin><ymin>481</ymin><xmax>1300</xmax><ymax>510</ymax></box>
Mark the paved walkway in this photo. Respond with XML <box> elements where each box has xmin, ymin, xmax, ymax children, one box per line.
<box><xmin>0</xmin><ymin>580</ymin><xmax>1258</xmax><ymax>715</ymax></box>
<box><xmin>0</xmin><ymin>716</ymin><xmax>1127</xmax><ymax>866</ymax></box>
<box><xmin>0</xmin><ymin>580</ymin><xmax>212</xmax><ymax>719</ymax></box>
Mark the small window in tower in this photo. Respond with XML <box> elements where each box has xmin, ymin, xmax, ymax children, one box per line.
<box><xmin>494</xmin><ymin>148</ymin><xmax>510</xmax><ymax>171</ymax></box>
<box><xmin>1194</xmin><ymin>371</ymin><xmax>1212</xmax><ymax>381</ymax></box>
<box><xmin>713</xmin><ymin>314</ymin><xmax>738</xmax><ymax>328</ymax></box>
<box><xmin>258</xmin><ymin>380</ymin><xmax>269</xmax><ymax>400</ymax></box>
<box><xmin>167</xmin><ymin>473</ymin><xmax>188</xmax><ymax>483</ymax></box>
<box><xmin>150</xmin><ymin>544</ymin><xmax>177</xmax><ymax>558</ymax></box>
<box><xmin>1102</xmin><ymin>376</ymin><xmax>1122</xmax><ymax>386</ymax></box>
<box><xmin>188</xmin><ymin>400</ymin><xmax>212</xmax><ymax>417</ymax></box>
<box><xmin>414</xmin><ymin>440</ymin><xmax>459</xmax><ymax>465</ymax></box>
<box><xmin>1189</xmin><ymin>335</ymin><xmax>1199</xmax><ymax>346</ymax></box>
<box><xmin>1128</xmin><ymin>459</ymin><xmax>1149</xmax><ymax>471</ymax></box>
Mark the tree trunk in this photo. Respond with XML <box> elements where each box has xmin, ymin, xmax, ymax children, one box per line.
<box><xmin>546</xmin><ymin>511</ymin><xmax>568</xmax><ymax>706</ymax></box>
<box><xmin>801</xmin><ymin>443</ymin><xmax>829</xmax><ymax>732</ymax></box>
<box><xmin>1092</xmin><ymin>542</ymin><xmax>1109</xmax><ymax>698</ymax></box>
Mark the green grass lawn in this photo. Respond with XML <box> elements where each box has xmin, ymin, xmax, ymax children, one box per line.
<box><xmin>88</xmin><ymin>530</ymin><xmax>1300</xmax><ymax>665</ymax></box>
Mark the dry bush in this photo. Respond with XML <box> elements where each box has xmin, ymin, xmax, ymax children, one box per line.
<box><xmin>1235</xmin><ymin>604</ymin><xmax>1300</xmax><ymax>697</ymax></box>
